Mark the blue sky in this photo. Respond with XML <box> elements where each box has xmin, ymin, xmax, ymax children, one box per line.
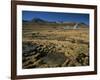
<box><xmin>22</xmin><ymin>11</ymin><xmax>89</xmax><ymax>25</ymax></box>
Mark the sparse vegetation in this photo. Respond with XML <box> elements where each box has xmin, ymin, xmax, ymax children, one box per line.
<box><xmin>22</xmin><ymin>21</ymin><xmax>89</xmax><ymax>69</ymax></box>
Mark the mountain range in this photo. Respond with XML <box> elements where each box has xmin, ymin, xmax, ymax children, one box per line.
<box><xmin>22</xmin><ymin>18</ymin><xmax>89</xmax><ymax>29</ymax></box>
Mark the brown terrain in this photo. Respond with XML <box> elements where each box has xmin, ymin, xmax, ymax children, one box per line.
<box><xmin>22</xmin><ymin>19</ymin><xmax>89</xmax><ymax>69</ymax></box>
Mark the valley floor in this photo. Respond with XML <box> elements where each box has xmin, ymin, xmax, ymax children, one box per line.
<box><xmin>22</xmin><ymin>29</ymin><xmax>89</xmax><ymax>69</ymax></box>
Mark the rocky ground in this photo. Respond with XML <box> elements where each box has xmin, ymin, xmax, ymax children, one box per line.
<box><xmin>22</xmin><ymin>40</ymin><xmax>89</xmax><ymax>69</ymax></box>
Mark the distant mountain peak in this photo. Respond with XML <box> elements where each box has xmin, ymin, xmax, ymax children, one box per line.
<box><xmin>31</xmin><ymin>18</ymin><xmax>46</xmax><ymax>23</ymax></box>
